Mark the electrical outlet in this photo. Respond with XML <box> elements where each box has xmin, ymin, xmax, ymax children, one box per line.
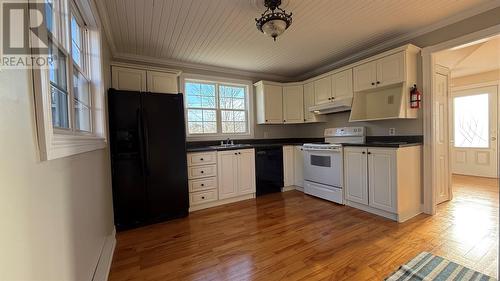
<box><xmin>389</xmin><ymin>128</ymin><xmax>396</xmax><ymax>136</ymax></box>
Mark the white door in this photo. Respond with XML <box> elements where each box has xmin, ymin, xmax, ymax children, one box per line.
<box><xmin>343</xmin><ymin>147</ymin><xmax>368</xmax><ymax>205</ymax></box>
<box><xmin>303</xmin><ymin>82</ymin><xmax>315</xmax><ymax>122</ymax></box>
<box><xmin>376</xmin><ymin>52</ymin><xmax>405</xmax><ymax>87</ymax></box>
<box><xmin>331</xmin><ymin>69</ymin><xmax>353</xmax><ymax>99</ymax></box>
<box><xmin>434</xmin><ymin>65</ymin><xmax>451</xmax><ymax>204</ymax></box>
<box><xmin>146</xmin><ymin>70</ymin><xmax>178</xmax><ymax>93</ymax></box>
<box><xmin>293</xmin><ymin>146</ymin><xmax>304</xmax><ymax>188</ymax></box>
<box><xmin>353</xmin><ymin>61</ymin><xmax>377</xmax><ymax>92</ymax></box>
<box><xmin>283</xmin><ymin>85</ymin><xmax>304</xmax><ymax>123</ymax></box>
<box><xmin>283</xmin><ymin>146</ymin><xmax>294</xmax><ymax>187</ymax></box>
<box><xmin>111</xmin><ymin>66</ymin><xmax>147</xmax><ymax>91</ymax></box>
<box><xmin>368</xmin><ymin>148</ymin><xmax>397</xmax><ymax>213</ymax></box>
<box><xmin>264</xmin><ymin>84</ymin><xmax>283</xmax><ymax>123</ymax></box>
<box><xmin>237</xmin><ymin>149</ymin><xmax>256</xmax><ymax>195</ymax></box>
<box><xmin>217</xmin><ymin>151</ymin><xmax>238</xmax><ymax>199</ymax></box>
<box><xmin>314</xmin><ymin>76</ymin><xmax>332</xmax><ymax>105</ymax></box>
<box><xmin>451</xmin><ymin>86</ymin><xmax>498</xmax><ymax>178</ymax></box>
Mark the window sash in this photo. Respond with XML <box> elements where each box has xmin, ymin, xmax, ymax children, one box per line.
<box><xmin>185</xmin><ymin>80</ymin><xmax>250</xmax><ymax>136</ymax></box>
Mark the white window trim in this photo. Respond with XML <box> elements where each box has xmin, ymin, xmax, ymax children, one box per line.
<box><xmin>32</xmin><ymin>0</ymin><xmax>107</xmax><ymax>161</ymax></box>
<box><xmin>180</xmin><ymin>73</ymin><xmax>255</xmax><ymax>141</ymax></box>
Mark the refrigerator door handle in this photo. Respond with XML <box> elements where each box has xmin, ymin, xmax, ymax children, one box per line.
<box><xmin>137</xmin><ymin>109</ymin><xmax>146</xmax><ymax>176</ymax></box>
<box><xmin>142</xmin><ymin>108</ymin><xmax>151</xmax><ymax>175</ymax></box>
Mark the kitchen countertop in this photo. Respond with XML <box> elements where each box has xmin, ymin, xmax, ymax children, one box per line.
<box><xmin>186</xmin><ymin>136</ymin><xmax>423</xmax><ymax>152</ymax></box>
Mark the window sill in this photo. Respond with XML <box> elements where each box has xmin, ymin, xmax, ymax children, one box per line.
<box><xmin>42</xmin><ymin>134</ymin><xmax>107</xmax><ymax>160</ymax></box>
<box><xmin>186</xmin><ymin>133</ymin><xmax>254</xmax><ymax>142</ymax></box>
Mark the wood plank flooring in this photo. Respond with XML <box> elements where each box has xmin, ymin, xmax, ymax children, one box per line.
<box><xmin>109</xmin><ymin>175</ymin><xmax>498</xmax><ymax>280</ymax></box>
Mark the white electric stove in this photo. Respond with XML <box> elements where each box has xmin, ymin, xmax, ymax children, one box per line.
<box><xmin>302</xmin><ymin>127</ymin><xmax>365</xmax><ymax>204</ymax></box>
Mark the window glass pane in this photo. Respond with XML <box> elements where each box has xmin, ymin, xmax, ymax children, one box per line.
<box><xmin>51</xmin><ymin>86</ymin><xmax>69</xmax><ymax>128</ymax></box>
<box><xmin>454</xmin><ymin>94</ymin><xmax>489</xmax><ymax>148</ymax></box>
<box><xmin>71</xmin><ymin>15</ymin><xmax>82</xmax><ymax>67</ymax></box>
<box><xmin>221</xmin><ymin>110</ymin><xmax>247</xmax><ymax>134</ymax></box>
<box><xmin>74</xmin><ymin>100</ymin><xmax>91</xmax><ymax>131</ymax></box>
<box><xmin>45</xmin><ymin>0</ymin><xmax>55</xmax><ymax>34</ymax></box>
<box><xmin>187</xmin><ymin>109</ymin><xmax>216</xmax><ymax>134</ymax></box>
<box><xmin>48</xmin><ymin>40</ymin><xmax>67</xmax><ymax>90</ymax></box>
<box><xmin>73</xmin><ymin>67</ymin><xmax>90</xmax><ymax>105</ymax></box>
<box><xmin>219</xmin><ymin>85</ymin><xmax>246</xmax><ymax>110</ymax></box>
<box><xmin>186</xmin><ymin>82</ymin><xmax>216</xmax><ymax>109</ymax></box>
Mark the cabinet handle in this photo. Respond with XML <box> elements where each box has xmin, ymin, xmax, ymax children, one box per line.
<box><xmin>234</xmin><ymin>152</ymin><xmax>237</xmax><ymax>155</ymax></box>
<box><xmin>332</xmin><ymin>97</ymin><xmax>335</xmax><ymax>100</ymax></box>
<box><xmin>266</xmin><ymin>119</ymin><xmax>268</xmax><ymax>122</ymax></box>
<box><xmin>283</xmin><ymin>120</ymin><xmax>286</xmax><ymax>122</ymax></box>
<box><xmin>376</xmin><ymin>81</ymin><xmax>380</xmax><ymax>84</ymax></box>
<box><xmin>201</xmin><ymin>196</ymin><xmax>205</xmax><ymax>199</ymax></box>
<box><xmin>200</xmin><ymin>170</ymin><xmax>204</xmax><ymax>174</ymax></box>
<box><xmin>371</xmin><ymin>82</ymin><xmax>375</xmax><ymax>86</ymax></box>
<box><xmin>200</xmin><ymin>158</ymin><xmax>204</xmax><ymax>161</ymax></box>
<box><xmin>238</xmin><ymin>152</ymin><xmax>241</xmax><ymax>154</ymax></box>
<box><xmin>304</xmin><ymin>119</ymin><xmax>306</xmax><ymax>121</ymax></box>
<box><xmin>362</xmin><ymin>151</ymin><xmax>366</xmax><ymax>154</ymax></box>
<box><xmin>367</xmin><ymin>152</ymin><xmax>372</xmax><ymax>154</ymax></box>
<box><xmin>201</xmin><ymin>183</ymin><xmax>204</xmax><ymax>187</ymax></box>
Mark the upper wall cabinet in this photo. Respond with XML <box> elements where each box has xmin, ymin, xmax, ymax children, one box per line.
<box><xmin>353</xmin><ymin>51</ymin><xmax>405</xmax><ymax>92</ymax></box>
<box><xmin>332</xmin><ymin>69</ymin><xmax>353</xmax><ymax>99</ymax></box>
<box><xmin>314</xmin><ymin>76</ymin><xmax>332</xmax><ymax>105</ymax></box>
<box><xmin>283</xmin><ymin>85</ymin><xmax>304</xmax><ymax>124</ymax></box>
<box><xmin>303</xmin><ymin>82</ymin><xmax>325</xmax><ymax>123</ymax></box>
<box><xmin>255</xmin><ymin>81</ymin><xmax>283</xmax><ymax>124</ymax></box>
<box><xmin>111</xmin><ymin>64</ymin><xmax>180</xmax><ymax>93</ymax></box>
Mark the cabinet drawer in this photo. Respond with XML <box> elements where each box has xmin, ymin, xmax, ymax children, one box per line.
<box><xmin>189</xmin><ymin>177</ymin><xmax>217</xmax><ymax>192</ymax></box>
<box><xmin>187</xmin><ymin>152</ymin><xmax>216</xmax><ymax>166</ymax></box>
<box><xmin>188</xmin><ymin>164</ymin><xmax>217</xmax><ymax>179</ymax></box>
<box><xmin>190</xmin><ymin>190</ymin><xmax>217</xmax><ymax>206</ymax></box>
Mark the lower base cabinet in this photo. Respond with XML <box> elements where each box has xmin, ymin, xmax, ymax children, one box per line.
<box><xmin>187</xmin><ymin>149</ymin><xmax>256</xmax><ymax>212</ymax></box>
<box><xmin>344</xmin><ymin>146</ymin><xmax>422</xmax><ymax>222</ymax></box>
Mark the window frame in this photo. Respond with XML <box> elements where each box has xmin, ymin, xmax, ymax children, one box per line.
<box><xmin>181</xmin><ymin>74</ymin><xmax>254</xmax><ymax>141</ymax></box>
<box><xmin>32</xmin><ymin>0</ymin><xmax>107</xmax><ymax>160</ymax></box>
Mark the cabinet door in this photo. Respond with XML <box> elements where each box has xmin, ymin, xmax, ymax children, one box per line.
<box><xmin>283</xmin><ymin>146</ymin><xmax>294</xmax><ymax>187</ymax></box>
<box><xmin>368</xmin><ymin>148</ymin><xmax>397</xmax><ymax>213</ymax></box>
<box><xmin>344</xmin><ymin>147</ymin><xmax>368</xmax><ymax>205</ymax></box>
<box><xmin>283</xmin><ymin>85</ymin><xmax>304</xmax><ymax>123</ymax></box>
<box><xmin>237</xmin><ymin>149</ymin><xmax>256</xmax><ymax>195</ymax></box>
<box><xmin>112</xmin><ymin>66</ymin><xmax>147</xmax><ymax>91</ymax></box>
<box><xmin>332</xmin><ymin>69</ymin><xmax>353</xmax><ymax>99</ymax></box>
<box><xmin>314</xmin><ymin>76</ymin><xmax>332</xmax><ymax>105</ymax></box>
<box><xmin>376</xmin><ymin>52</ymin><xmax>405</xmax><ymax>87</ymax></box>
<box><xmin>264</xmin><ymin>84</ymin><xmax>283</xmax><ymax>123</ymax></box>
<box><xmin>146</xmin><ymin>70</ymin><xmax>178</xmax><ymax>93</ymax></box>
<box><xmin>303</xmin><ymin>82</ymin><xmax>315</xmax><ymax>122</ymax></box>
<box><xmin>353</xmin><ymin>61</ymin><xmax>377</xmax><ymax>92</ymax></box>
<box><xmin>218</xmin><ymin>151</ymin><xmax>238</xmax><ymax>200</ymax></box>
<box><xmin>293</xmin><ymin>146</ymin><xmax>304</xmax><ymax>188</ymax></box>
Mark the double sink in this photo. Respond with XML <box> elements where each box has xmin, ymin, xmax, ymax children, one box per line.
<box><xmin>209</xmin><ymin>143</ymin><xmax>252</xmax><ymax>150</ymax></box>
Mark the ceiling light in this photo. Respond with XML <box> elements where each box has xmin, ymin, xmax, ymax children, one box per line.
<box><xmin>255</xmin><ymin>0</ymin><xmax>292</xmax><ymax>41</ymax></box>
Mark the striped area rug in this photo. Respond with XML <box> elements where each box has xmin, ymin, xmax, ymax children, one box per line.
<box><xmin>385</xmin><ymin>252</ymin><xmax>497</xmax><ymax>281</ymax></box>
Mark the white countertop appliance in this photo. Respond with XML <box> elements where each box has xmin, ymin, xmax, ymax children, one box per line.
<box><xmin>302</xmin><ymin>127</ymin><xmax>365</xmax><ymax>204</ymax></box>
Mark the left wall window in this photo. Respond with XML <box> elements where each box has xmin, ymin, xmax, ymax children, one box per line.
<box><xmin>34</xmin><ymin>0</ymin><xmax>106</xmax><ymax>160</ymax></box>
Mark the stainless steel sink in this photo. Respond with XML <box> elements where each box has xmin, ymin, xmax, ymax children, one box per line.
<box><xmin>209</xmin><ymin>144</ymin><xmax>252</xmax><ymax>150</ymax></box>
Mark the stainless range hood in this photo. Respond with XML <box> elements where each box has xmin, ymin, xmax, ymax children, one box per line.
<box><xmin>308</xmin><ymin>96</ymin><xmax>352</xmax><ymax>115</ymax></box>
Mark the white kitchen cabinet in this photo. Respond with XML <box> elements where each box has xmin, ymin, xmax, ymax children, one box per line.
<box><xmin>353</xmin><ymin>51</ymin><xmax>405</xmax><ymax>92</ymax></box>
<box><xmin>314</xmin><ymin>75</ymin><xmax>332</xmax><ymax>105</ymax></box>
<box><xmin>111</xmin><ymin>66</ymin><xmax>147</xmax><ymax>91</ymax></box>
<box><xmin>112</xmin><ymin>65</ymin><xmax>180</xmax><ymax>93</ymax></box>
<box><xmin>344</xmin><ymin>147</ymin><xmax>369</xmax><ymax>205</ymax></box>
<box><xmin>283</xmin><ymin>146</ymin><xmax>294</xmax><ymax>187</ymax></box>
<box><xmin>217</xmin><ymin>149</ymin><xmax>256</xmax><ymax>200</ymax></box>
<box><xmin>343</xmin><ymin>145</ymin><xmax>422</xmax><ymax>222</ymax></box>
<box><xmin>293</xmin><ymin>146</ymin><xmax>304</xmax><ymax>188</ymax></box>
<box><xmin>146</xmin><ymin>70</ymin><xmax>178</xmax><ymax>93</ymax></box>
<box><xmin>368</xmin><ymin>149</ymin><xmax>397</xmax><ymax>213</ymax></box>
<box><xmin>283</xmin><ymin>85</ymin><xmax>304</xmax><ymax>124</ymax></box>
<box><xmin>255</xmin><ymin>81</ymin><xmax>283</xmax><ymax>124</ymax></box>
<box><xmin>303</xmin><ymin>82</ymin><xmax>325</xmax><ymax>123</ymax></box>
<box><xmin>331</xmin><ymin>69</ymin><xmax>353</xmax><ymax>99</ymax></box>
<box><xmin>353</xmin><ymin>61</ymin><xmax>377</xmax><ymax>92</ymax></box>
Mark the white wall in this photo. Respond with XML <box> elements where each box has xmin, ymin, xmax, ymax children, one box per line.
<box><xmin>0</xmin><ymin>39</ymin><xmax>114</xmax><ymax>280</ymax></box>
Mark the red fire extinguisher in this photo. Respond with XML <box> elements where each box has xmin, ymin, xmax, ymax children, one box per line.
<box><xmin>410</xmin><ymin>84</ymin><xmax>421</xmax><ymax>109</ymax></box>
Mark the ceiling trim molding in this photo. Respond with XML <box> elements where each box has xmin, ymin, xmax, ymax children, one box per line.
<box><xmin>93</xmin><ymin>0</ymin><xmax>117</xmax><ymax>54</ymax></box>
<box><xmin>112</xmin><ymin>52</ymin><xmax>292</xmax><ymax>82</ymax></box>
<box><xmin>293</xmin><ymin>1</ymin><xmax>500</xmax><ymax>81</ymax></box>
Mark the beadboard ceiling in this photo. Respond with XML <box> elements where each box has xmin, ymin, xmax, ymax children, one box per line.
<box><xmin>97</xmin><ymin>0</ymin><xmax>499</xmax><ymax>80</ymax></box>
<box><xmin>436</xmin><ymin>36</ymin><xmax>500</xmax><ymax>77</ymax></box>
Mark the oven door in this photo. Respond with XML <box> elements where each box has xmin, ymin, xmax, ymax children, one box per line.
<box><xmin>303</xmin><ymin>148</ymin><xmax>343</xmax><ymax>187</ymax></box>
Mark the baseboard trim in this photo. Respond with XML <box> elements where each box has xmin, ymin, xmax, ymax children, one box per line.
<box><xmin>282</xmin><ymin>186</ymin><xmax>296</xmax><ymax>192</ymax></box>
<box><xmin>92</xmin><ymin>228</ymin><xmax>116</xmax><ymax>281</ymax></box>
<box><xmin>189</xmin><ymin>193</ymin><xmax>255</xmax><ymax>212</ymax></box>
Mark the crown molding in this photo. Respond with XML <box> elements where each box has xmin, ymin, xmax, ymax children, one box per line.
<box><xmin>293</xmin><ymin>1</ymin><xmax>500</xmax><ymax>81</ymax></box>
<box><xmin>112</xmin><ymin>52</ymin><xmax>292</xmax><ymax>82</ymax></box>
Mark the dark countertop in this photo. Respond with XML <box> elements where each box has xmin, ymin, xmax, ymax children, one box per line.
<box><xmin>341</xmin><ymin>142</ymin><xmax>422</xmax><ymax>148</ymax></box>
<box><xmin>343</xmin><ymin>135</ymin><xmax>423</xmax><ymax>148</ymax></box>
<box><xmin>186</xmin><ymin>138</ymin><xmax>323</xmax><ymax>152</ymax></box>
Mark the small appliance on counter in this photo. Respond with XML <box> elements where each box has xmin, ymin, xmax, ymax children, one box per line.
<box><xmin>302</xmin><ymin>127</ymin><xmax>365</xmax><ymax>204</ymax></box>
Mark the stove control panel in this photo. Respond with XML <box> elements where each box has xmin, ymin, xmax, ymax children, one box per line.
<box><xmin>324</xmin><ymin>127</ymin><xmax>365</xmax><ymax>137</ymax></box>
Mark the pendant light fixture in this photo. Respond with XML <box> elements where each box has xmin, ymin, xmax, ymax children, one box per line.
<box><xmin>255</xmin><ymin>0</ymin><xmax>293</xmax><ymax>41</ymax></box>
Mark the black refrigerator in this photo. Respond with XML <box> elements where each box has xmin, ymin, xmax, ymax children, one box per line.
<box><xmin>108</xmin><ymin>89</ymin><xmax>188</xmax><ymax>231</ymax></box>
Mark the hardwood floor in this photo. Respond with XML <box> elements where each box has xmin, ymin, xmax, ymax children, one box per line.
<box><xmin>109</xmin><ymin>175</ymin><xmax>498</xmax><ymax>280</ymax></box>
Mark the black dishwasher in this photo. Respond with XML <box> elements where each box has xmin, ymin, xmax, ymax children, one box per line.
<box><xmin>255</xmin><ymin>146</ymin><xmax>284</xmax><ymax>196</ymax></box>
